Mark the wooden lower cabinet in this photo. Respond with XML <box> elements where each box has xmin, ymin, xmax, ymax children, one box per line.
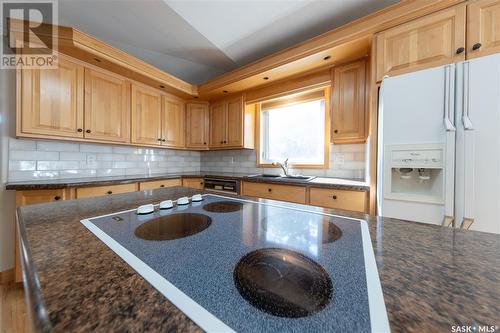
<box><xmin>309</xmin><ymin>187</ymin><xmax>368</xmax><ymax>213</ymax></box>
<box><xmin>242</xmin><ymin>182</ymin><xmax>307</xmax><ymax>204</ymax></box>
<box><xmin>182</xmin><ymin>178</ymin><xmax>204</xmax><ymax>189</ymax></box>
<box><xmin>76</xmin><ymin>183</ymin><xmax>137</xmax><ymax>198</ymax></box>
<box><xmin>139</xmin><ymin>179</ymin><xmax>181</xmax><ymax>190</ymax></box>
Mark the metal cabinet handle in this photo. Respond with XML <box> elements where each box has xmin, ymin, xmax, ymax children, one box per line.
<box><xmin>334</xmin><ymin>129</ymin><xmax>338</xmax><ymax>134</ymax></box>
<box><xmin>332</xmin><ymin>195</ymin><xmax>337</xmax><ymax>200</ymax></box>
<box><xmin>268</xmin><ymin>188</ymin><xmax>272</xmax><ymax>192</ymax></box>
<box><xmin>472</xmin><ymin>43</ymin><xmax>482</xmax><ymax>51</ymax></box>
<box><xmin>161</xmin><ymin>139</ymin><xmax>166</xmax><ymax>142</ymax></box>
<box><xmin>77</xmin><ymin>128</ymin><xmax>83</xmax><ymax>132</ymax></box>
<box><xmin>54</xmin><ymin>196</ymin><xmax>61</xmax><ymax>201</ymax></box>
<box><xmin>160</xmin><ymin>185</ymin><xmax>165</xmax><ymax>188</ymax></box>
<box><xmin>85</xmin><ymin>129</ymin><xmax>91</xmax><ymax>133</ymax></box>
<box><xmin>157</xmin><ymin>138</ymin><xmax>162</xmax><ymax>141</ymax></box>
<box><xmin>456</xmin><ymin>47</ymin><xmax>465</xmax><ymax>54</ymax></box>
<box><xmin>106</xmin><ymin>191</ymin><xmax>112</xmax><ymax>195</ymax></box>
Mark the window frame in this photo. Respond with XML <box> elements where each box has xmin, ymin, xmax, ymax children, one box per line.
<box><xmin>255</xmin><ymin>87</ymin><xmax>330</xmax><ymax>169</ymax></box>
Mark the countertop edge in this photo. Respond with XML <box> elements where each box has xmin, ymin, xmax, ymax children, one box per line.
<box><xmin>6</xmin><ymin>174</ymin><xmax>369</xmax><ymax>191</ymax></box>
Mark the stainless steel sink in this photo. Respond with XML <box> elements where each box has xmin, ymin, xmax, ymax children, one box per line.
<box><xmin>247</xmin><ymin>174</ymin><xmax>316</xmax><ymax>182</ymax></box>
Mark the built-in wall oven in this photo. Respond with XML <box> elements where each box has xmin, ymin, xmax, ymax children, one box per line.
<box><xmin>203</xmin><ymin>178</ymin><xmax>240</xmax><ymax>195</ymax></box>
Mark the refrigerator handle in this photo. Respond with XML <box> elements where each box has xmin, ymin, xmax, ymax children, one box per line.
<box><xmin>461</xmin><ymin>61</ymin><xmax>475</xmax><ymax>229</ymax></box>
<box><xmin>444</xmin><ymin>65</ymin><xmax>456</xmax><ymax>132</ymax></box>
<box><xmin>443</xmin><ymin>65</ymin><xmax>455</xmax><ymax>226</ymax></box>
<box><xmin>462</xmin><ymin>62</ymin><xmax>474</xmax><ymax>130</ymax></box>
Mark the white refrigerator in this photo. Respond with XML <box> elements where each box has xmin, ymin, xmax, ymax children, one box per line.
<box><xmin>377</xmin><ymin>53</ymin><xmax>500</xmax><ymax>235</ymax></box>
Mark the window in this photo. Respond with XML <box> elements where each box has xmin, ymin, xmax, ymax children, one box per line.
<box><xmin>258</xmin><ymin>90</ymin><xmax>328</xmax><ymax>167</ymax></box>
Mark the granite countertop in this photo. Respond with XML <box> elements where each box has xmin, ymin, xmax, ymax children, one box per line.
<box><xmin>18</xmin><ymin>187</ymin><xmax>499</xmax><ymax>333</ymax></box>
<box><xmin>6</xmin><ymin>173</ymin><xmax>369</xmax><ymax>191</ymax></box>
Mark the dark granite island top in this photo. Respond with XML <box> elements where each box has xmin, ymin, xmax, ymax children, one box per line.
<box><xmin>17</xmin><ymin>187</ymin><xmax>499</xmax><ymax>333</ymax></box>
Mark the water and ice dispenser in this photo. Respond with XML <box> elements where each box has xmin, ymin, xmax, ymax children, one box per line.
<box><xmin>383</xmin><ymin>144</ymin><xmax>445</xmax><ymax>204</ymax></box>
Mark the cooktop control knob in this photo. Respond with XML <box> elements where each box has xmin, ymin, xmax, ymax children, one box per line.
<box><xmin>192</xmin><ymin>194</ymin><xmax>203</xmax><ymax>202</ymax></box>
<box><xmin>177</xmin><ymin>197</ymin><xmax>189</xmax><ymax>205</ymax></box>
<box><xmin>137</xmin><ymin>204</ymin><xmax>154</xmax><ymax>215</ymax></box>
<box><xmin>159</xmin><ymin>200</ymin><xmax>173</xmax><ymax>209</ymax></box>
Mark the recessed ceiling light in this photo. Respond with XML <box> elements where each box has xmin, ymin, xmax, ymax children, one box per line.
<box><xmin>323</xmin><ymin>55</ymin><xmax>331</xmax><ymax>61</ymax></box>
<box><xmin>263</xmin><ymin>77</ymin><xmax>269</xmax><ymax>80</ymax></box>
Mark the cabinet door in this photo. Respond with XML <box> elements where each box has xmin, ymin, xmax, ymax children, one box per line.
<box><xmin>331</xmin><ymin>59</ymin><xmax>366</xmax><ymax>144</ymax></box>
<box><xmin>139</xmin><ymin>179</ymin><xmax>182</xmax><ymax>190</ymax></box>
<box><xmin>186</xmin><ymin>103</ymin><xmax>209</xmax><ymax>149</ymax></box>
<box><xmin>162</xmin><ymin>96</ymin><xmax>185</xmax><ymax>148</ymax></box>
<box><xmin>225</xmin><ymin>96</ymin><xmax>244</xmax><ymax>147</ymax></box>
<box><xmin>467</xmin><ymin>0</ymin><xmax>500</xmax><ymax>59</ymax></box>
<box><xmin>375</xmin><ymin>5</ymin><xmax>466</xmax><ymax>81</ymax></box>
<box><xmin>209</xmin><ymin>101</ymin><xmax>226</xmax><ymax>148</ymax></box>
<box><xmin>84</xmin><ymin>68</ymin><xmax>130</xmax><ymax>142</ymax></box>
<box><xmin>131</xmin><ymin>84</ymin><xmax>162</xmax><ymax>145</ymax></box>
<box><xmin>182</xmin><ymin>178</ymin><xmax>205</xmax><ymax>189</ymax></box>
<box><xmin>19</xmin><ymin>56</ymin><xmax>84</xmax><ymax>138</ymax></box>
<box><xmin>76</xmin><ymin>183</ymin><xmax>137</xmax><ymax>199</ymax></box>
<box><xmin>309</xmin><ymin>188</ymin><xmax>367</xmax><ymax>213</ymax></box>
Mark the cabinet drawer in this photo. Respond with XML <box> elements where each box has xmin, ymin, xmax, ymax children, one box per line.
<box><xmin>15</xmin><ymin>189</ymin><xmax>67</xmax><ymax>206</ymax></box>
<box><xmin>242</xmin><ymin>182</ymin><xmax>306</xmax><ymax>204</ymax></box>
<box><xmin>309</xmin><ymin>188</ymin><xmax>367</xmax><ymax>213</ymax></box>
<box><xmin>139</xmin><ymin>179</ymin><xmax>181</xmax><ymax>190</ymax></box>
<box><xmin>182</xmin><ymin>178</ymin><xmax>204</xmax><ymax>189</ymax></box>
<box><xmin>76</xmin><ymin>183</ymin><xmax>137</xmax><ymax>198</ymax></box>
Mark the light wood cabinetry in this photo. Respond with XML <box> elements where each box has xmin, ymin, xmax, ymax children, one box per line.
<box><xmin>242</xmin><ymin>182</ymin><xmax>307</xmax><ymax>204</ymax></box>
<box><xmin>309</xmin><ymin>187</ymin><xmax>368</xmax><ymax>213</ymax></box>
<box><xmin>131</xmin><ymin>84</ymin><xmax>163</xmax><ymax>146</ymax></box>
<box><xmin>76</xmin><ymin>183</ymin><xmax>137</xmax><ymax>199</ymax></box>
<box><xmin>162</xmin><ymin>96</ymin><xmax>185</xmax><ymax>148</ymax></box>
<box><xmin>186</xmin><ymin>102</ymin><xmax>209</xmax><ymax>149</ymax></box>
<box><xmin>375</xmin><ymin>4</ymin><xmax>466</xmax><ymax>82</ymax></box>
<box><xmin>182</xmin><ymin>178</ymin><xmax>205</xmax><ymax>189</ymax></box>
<box><xmin>139</xmin><ymin>179</ymin><xmax>181</xmax><ymax>190</ymax></box>
<box><xmin>209</xmin><ymin>101</ymin><xmax>226</xmax><ymax>148</ymax></box>
<box><xmin>467</xmin><ymin>0</ymin><xmax>500</xmax><ymax>59</ymax></box>
<box><xmin>17</xmin><ymin>56</ymin><xmax>84</xmax><ymax>138</ymax></box>
<box><xmin>331</xmin><ymin>59</ymin><xmax>367</xmax><ymax>144</ymax></box>
<box><xmin>209</xmin><ymin>95</ymin><xmax>253</xmax><ymax>149</ymax></box>
<box><xmin>84</xmin><ymin>68</ymin><xmax>130</xmax><ymax>143</ymax></box>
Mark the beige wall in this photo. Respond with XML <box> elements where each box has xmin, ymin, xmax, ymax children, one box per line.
<box><xmin>0</xmin><ymin>42</ymin><xmax>17</xmax><ymax>272</ymax></box>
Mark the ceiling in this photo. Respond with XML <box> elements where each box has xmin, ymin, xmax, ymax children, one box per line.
<box><xmin>58</xmin><ymin>0</ymin><xmax>398</xmax><ymax>84</ymax></box>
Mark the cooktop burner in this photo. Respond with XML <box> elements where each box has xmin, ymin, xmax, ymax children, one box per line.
<box><xmin>202</xmin><ymin>201</ymin><xmax>244</xmax><ymax>213</ymax></box>
<box><xmin>134</xmin><ymin>213</ymin><xmax>211</xmax><ymax>241</ymax></box>
<box><xmin>233</xmin><ymin>248</ymin><xmax>332</xmax><ymax>318</ymax></box>
<box><xmin>322</xmin><ymin>220</ymin><xmax>342</xmax><ymax>243</ymax></box>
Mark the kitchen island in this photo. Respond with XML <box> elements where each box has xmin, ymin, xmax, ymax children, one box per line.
<box><xmin>17</xmin><ymin>187</ymin><xmax>500</xmax><ymax>332</ymax></box>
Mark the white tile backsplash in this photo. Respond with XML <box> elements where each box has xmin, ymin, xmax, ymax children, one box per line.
<box><xmin>8</xmin><ymin>138</ymin><xmax>367</xmax><ymax>182</ymax></box>
<box><xmin>8</xmin><ymin>139</ymin><xmax>202</xmax><ymax>182</ymax></box>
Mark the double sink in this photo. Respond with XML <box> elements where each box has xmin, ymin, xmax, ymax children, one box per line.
<box><xmin>247</xmin><ymin>174</ymin><xmax>316</xmax><ymax>183</ymax></box>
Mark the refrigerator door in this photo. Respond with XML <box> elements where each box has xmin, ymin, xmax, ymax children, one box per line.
<box><xmin>455</xmin><ymin>54</ymin><xmax>500</xmax><ymax>234</ymax></box>
<box><xmin>377</xmin><ymin>65</ymin><xmax>455</xmax><ymax>224</ymax></box>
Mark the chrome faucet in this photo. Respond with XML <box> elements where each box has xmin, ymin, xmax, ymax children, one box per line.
<box><xmin>272</xmin><ymin>158</ymin><xmax>289</xmax><ymax>176</ymax></box>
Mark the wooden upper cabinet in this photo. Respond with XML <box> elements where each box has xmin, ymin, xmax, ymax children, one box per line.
<box><xmin>162</xmin><ymin>96</ymin><xmax>185</xmax><ymax>148</ymax></box>
<box><xmin>208</xmin><ymin>95</ymin><xmax>248</xmax><ymax>149</ymax></box>
<box><xmin>18</xmin><ymin>56</ymin><xmax>84</xmax><ymax>138</ymax></box>
<box><xmin>225</xmin><ymin>96</ymin><xmax>244</xmax><ymax>147</ymax></box>
<box><xmin>331</xmin><ymin>59</ymin><xmax>367</xmax><ymax>144</ymax></box>
<box><xmin>209</xmin><ymin>101</ymin><xmax>225</xmax><ymax>148</ymax></box>
<box><xmin>84</xmin><ymin>68</ymin><xmax>130</xmax><ymax>142</ymax></box>
<box><xmin>467</xmin><ymin>0</ymin><xmax>500</xmax><ymax>59</ymax></box>
<box><xmin>131</xmin><ymin>84</ymin><xmax>162</xmax><ymax>145</ymax></box>
<box><xmin>375</xmin><ymin>4</ymin><xmax>466</xmax><ymax>81</ymax></box>
<box><xmin>186</xmin><ymin>102</ymin><xmax>209</xmax><ymax>149</ymax></box>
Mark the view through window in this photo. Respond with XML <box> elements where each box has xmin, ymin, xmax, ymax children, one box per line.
<box><xmin>260</xmin><ymin>98</ymin><xmax>326</xmax><ymax>166</ymax></box>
